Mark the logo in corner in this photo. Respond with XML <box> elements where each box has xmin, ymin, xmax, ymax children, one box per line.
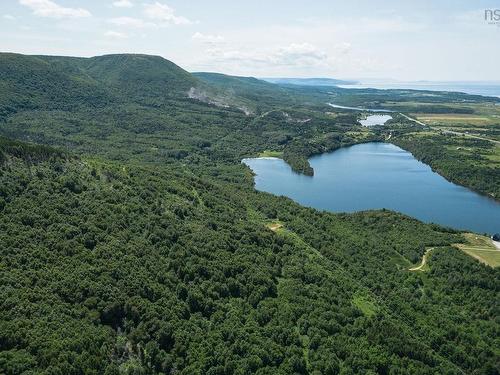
<box><xmin>484</xmin><ymin>9</ymin><xmax>500</xmax><ymax>26</ymax></box>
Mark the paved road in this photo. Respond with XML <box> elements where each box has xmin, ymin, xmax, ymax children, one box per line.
<box><xmin>399</xmin><ymin>113</ymin><xmax>427</xmax><ymax>127</ymax></box>
<box><xmin>399</xmin><ymin>113</ymin><xmax>500</xmax><ymax>145</ymax></box>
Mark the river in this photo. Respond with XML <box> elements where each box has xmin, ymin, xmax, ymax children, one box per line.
<box><xmin>327</xmin><ymin>103</ymin><xmax>394</xmax><ymax>112</ymax></box>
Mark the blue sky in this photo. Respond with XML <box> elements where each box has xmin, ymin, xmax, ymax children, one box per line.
<box><xmin>1</xmin><ymin>0</ymin><xmax>499</xmax><ymax>80</ymax></box>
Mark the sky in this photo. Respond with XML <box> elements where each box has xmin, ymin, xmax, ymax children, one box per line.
<box><xmin>1</xmin><ymin>0</ymin><xmax>500</xmax><ymax>81</ymax></box>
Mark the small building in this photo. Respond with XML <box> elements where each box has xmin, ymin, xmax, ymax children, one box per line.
<box><xmin>492</xmin><ymin>233</ymin><xmax>500</xmax><ymax>242</ymax></box>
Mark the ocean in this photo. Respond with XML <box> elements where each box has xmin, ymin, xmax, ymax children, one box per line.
<box><xmin>337</xmin><ymin>81</ymin><xmax>500</xmax><ymax>98</ymax></box>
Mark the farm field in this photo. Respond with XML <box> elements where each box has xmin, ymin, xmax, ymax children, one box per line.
<box><xmin>454</xmin><ymin>233</ymin><xmax>500</xmax><ymax>267</ymax></box>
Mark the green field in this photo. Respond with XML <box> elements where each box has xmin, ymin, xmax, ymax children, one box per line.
<box><xmin>258</xmin><ymin>150</ymin><xmax>284</xmax><ymax>158</ymax></box>
<box><xmin>413</xmin><ymin>113</ymin><xmax>498</xmax><ymax>126</ymax></box>
<box><xmin>455</xmin><ymin>233</ymin><xmax>500</xmax><ymax>267</ymax></box>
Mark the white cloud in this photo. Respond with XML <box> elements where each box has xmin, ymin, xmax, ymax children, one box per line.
<box><xmin>451</xmin><ymin>8</ymin><xmax>495</xmax><ymax>31</ymax></box>
<box><xmin>186</xmin><ymin>16</ymin><xmax>427</xmax><ymax>77</ymax></box>
<box><xmin>192</xmin><ymin>32</ymin><xmax>224</xmax><ymax>44</ymax></box>
<box><xmin>109</xmin><ymin>16</ymin><xmax>153</xmax><ymax>28</ymax></box>
<box><xmin>335</xmin><ymin>42</ymin><xmax>352</xmax><ymax>54</ymax></box>
<box><xmin>19</xmin><ymin>0</ymin><xmax>91</xmax><ymax>18</ymax></box>
<box><xmin>108</xmin><ymin>2</ymin><xmax>192</xmax><ymax>29</ymax></box>
<box><xmin>346</xmin><ymin>17</ymin><xmax>425</xmax><ymax>33</ymax></box>
<box><xmin>104</xmin><ymin>30</ymin><xmax>127</xmax><ymax>38</ymax></box>
<box><xmin>112</xmin><ymin>0</ymin><xmax>133</xmax><ymax>8</ymax></box>
<box><xmin>205</xmin><ymin>43</ymin><xmax>332</xmax><ymax>69</ymax></box>
<box><xmin>3</xmin><ymin>14</ymin><xmax>16</xmax><ymax>20</ymax></box>
<box><xmin>143</xmin><ymin>2</ymin><xmax>193</xmax><ymax>25</ymax></box>
<box><xmin>273</xmin><ymin>43</ymin><xmax>328</xmax><ymax>66</ymax></box>
<box><xmin>190</xmin><ymin>39</ymin><xmax>368</xmax><ymax>78</ymax></box>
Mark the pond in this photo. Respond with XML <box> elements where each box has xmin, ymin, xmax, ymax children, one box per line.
<box><xmin>359</xmin><ymin>114</ymin><xmax>392</xmax><ymax>126</ymax></box>
<box><xmin>243</xmin><ymin>142</ymin><xmax>500</xmax><ymax>234</ymax></box>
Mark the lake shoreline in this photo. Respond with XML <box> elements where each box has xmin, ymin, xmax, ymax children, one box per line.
<box><xmin>252</xmin><ymin>139</ymin><xmax>500</xmax><ymax>205</ymax></box>
<box><xmin>390</xmin><ymin>138</ymin><xmax>499</xmax><ymax>204</ymax></box>
<box><xmin>244</xmin><ymin>142</ymin><xmax>500</xmax><ymax>234</ymax></box>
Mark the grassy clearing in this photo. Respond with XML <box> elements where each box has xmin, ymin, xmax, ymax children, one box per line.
<box><xmin>484</xmin><ymin>147</ymin><xmax>500</xmax><ymax>162</ymax></box>
<box><xmin>344</xmin><ymin>129</ymin><xmax>374</xmax><ymax>141</ymax></box>
<box><xmin>266</xmin><ymin>221</ymin><xmax>284</xmax><ymax>232</ymax></box>
<box><xmin>388</xmin><ymin>101</ymin><xmax>500</xmax><ymax>115</ymax></box>
<box><xmin>405</xmin><ymin>131</ymin><xmax>435</xmax><ymax>137</ymax></box>
<box><xmin>413</xmin><ymin>113</ymin><xmax>495</xmax><ymax>125</ymax></box>
<box><xmin>454</xmin><ymin>233</ymin><xmax>500</xmax><ymax>267</ymax></box>
<box><xmin>352</xmin><ymin>294</ymin><xmax>377</xmax><ymax>317</ymax></box>
<box><xmin>459</xmin><ymin>248</ymin><xmax>500</xmax><ymax>267</ymax></box>
<box><xmin>387</xmin><ymin>101</ymin><xmax>500</xmax><ymax>129</ymax></box>
<box><xmin>408</xmin><ymin>128</ymin><xmax>500</xmax><ymax>165</ymax></box>
<box><xmin>403</xmin><ymin>106</ymin><xmax>500</xmax><ymax>142</ymax></box>
<box><xmin>258</xmin><ymin>150</ymin><xmax>284</xmax><ymax>158</ymax></box>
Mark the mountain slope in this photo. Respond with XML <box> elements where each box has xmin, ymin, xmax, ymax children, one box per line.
<box><xmin>193</xmin><ymin>72</ymin><xmax>295</xmax><ymax>110</ymax></box>
<box><xmin>0</xmin><ymin>53</ymin><xmax>361</xmax><ymax>173</ymax></box>
<box><xmin>0</xmin><ymin>53</ymin><xmax>228</xmax><ymax>114</ymax></box>
<box><xmin>0</xmin><ymin>53</ymin><xmax>499</xmax><ymax>374</ymax></box>
<box><xmin>1</xmin><ymin>138</ymin><xmax>498</xmax><ymax>374</ymax></box>
<box><xmin>0</xmin><ymin>53</ymin><xmax>114</xmax><ymax>117</ymax></box>
<box><xmin>80</xmin><ymin>54</ymin><xmax>202</xmax><ymax>100</ymax></box>
<box><xmin>193</xmin><ymin>72</ymin><xmax>333</xmax><ymax>112</ymax></box>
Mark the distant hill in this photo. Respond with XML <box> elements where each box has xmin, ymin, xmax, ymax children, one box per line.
<box><xmin>0</xmin><ymin>53</ymin><xmax>210</xmax><ymax>111</ymax></box>
<box><xmin>194</xmin><ymin>72</ymin><xmax>286</xmax><ymax>93</ymax></box>
<box><xmin>263</xmin><ymin>77</ymin><xmax>357</xmax><ymax>87</ymax></box>
<box><xmin>76</xmin><ymin>54</ymin><xmax>201</xmax><ymax>100</ymax></box>
<box><xmin>193</xmin><ymin>72</ymin><xmax>299</xmax><ymax>112</ymax></box>
<box><xmin>0</xmin><ymin>52</ymin><xmax>337</xmax><ymax>165</ymax></box>
<box><xmin>1</xmin><ymin>53</ymin><xmax>321</xmax><ymax>118</ymax></box>
<box><xmin>0</xmin><ymin>54</ymin><xmax>349</xmax><ymax>120</ymax></box>
<box><xmin>193</xmin><ymin>72</ymin><xmax>337</xmax><ymax>112</ymax></box>
<box><xmin>0</xmin><ymin>53</ymin><xmax>115</xmax><ymax>116</ymax></box>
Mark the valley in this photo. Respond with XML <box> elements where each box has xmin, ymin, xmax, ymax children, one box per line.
<box><xmin>0</xmin><ymin>52</ymin><xmax>499</xmax><ymax>375</ymax></box>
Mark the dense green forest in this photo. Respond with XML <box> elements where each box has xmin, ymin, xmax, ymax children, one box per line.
<box><xmin>392</xmin><ymin>133</ymin><xmax>500</xmax><ymax>200</ymax></box>
<box><xmin>0</xmin><ymin>53</ymin><xmax>361</xmax><ymax>175</ymax></box>
<box><xmin>1</xmin><ymin>53</ymin><xmax>499</xmax><ymax>374</ymax></box>
<box><xmin>2</xmin><ymin>137</ymin><xmax>499</xmax><ymax>375</ymax></box>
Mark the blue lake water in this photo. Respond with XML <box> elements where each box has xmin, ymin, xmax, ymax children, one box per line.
<box><xmin>243</xmin><ymin>142</ymin><xmax>500</xmax><ymax>234</ymax></box>
<box><xmin>360</xmin><ymin>114</ymin><xmax>392</xmax><ymax>126</ymax></box>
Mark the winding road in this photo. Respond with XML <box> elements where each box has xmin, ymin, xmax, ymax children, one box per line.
<box><xmin>409</xmin><ymin>248</ymin><xmax>434</xmax><ymax>271</ymax></box>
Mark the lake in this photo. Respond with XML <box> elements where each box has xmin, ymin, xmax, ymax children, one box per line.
<box><xmin>243</xmin><ymin>142</ymin><xmax>500</xmax><ymax>234</ymax></box>
<box><xmin>360</xmin><ymin>114</ymin><xmax>392</xmax><ymax>126</ymax></box>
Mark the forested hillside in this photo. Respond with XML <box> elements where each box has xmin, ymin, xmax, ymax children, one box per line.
<box><xmin>193</xmin><ymin>72</ymin><xmax>305</xmax><ymax>112</ymax></box>
<box><xmin>393</xmin><ymin>134</ymin><xmax>500</xmax><ymax>199</ymax></box>
<box><xmin>0</xmin><ymin>53</ymin><xmax>499</xmax><ymax>374</ymax></box>
<box><xmin>1</xmin><ymin>138</ymin><xmax>499</xmax><ymax>374</ymax></box>
<box><xmin>0</xmin><ymin>53</ymin><xmax>366</xmax><ymax>174</ymax></box>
